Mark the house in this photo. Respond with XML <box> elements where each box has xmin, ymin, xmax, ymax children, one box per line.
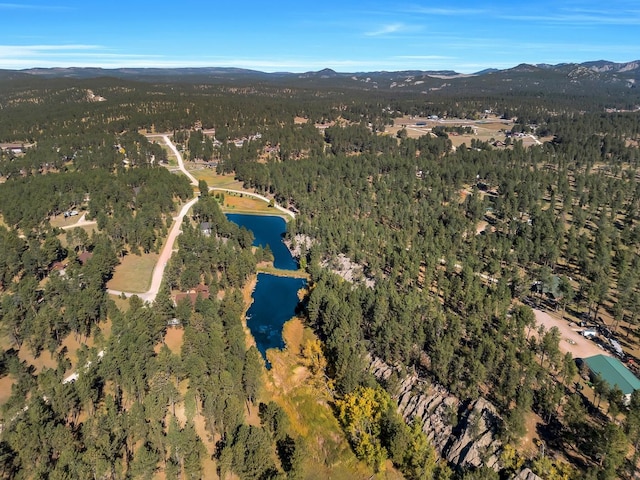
<box><xmin>531</xmin><ymin>275</ymin><xmax>563</xmax><ymax>302</ymax></box>
<box><xmin>173</xmin><ymin>284</ymin><xmax>211</xmax><ymax>306</ymax></box>
<box><xmin>77</xmin><ymin>251</ymin><xmax>93</xmax><ymax>265</ymax></box>
<box><xmin>200</xmin><ymin>222</ymin><xmax>212</xmax><ymax>237</ymax></box>
<box><xmin>194</xmin><ymin>284</ymin><xmax>210</xmax><ymax>299</ymax></box>
<box><xmin>583</xmin><ymin>354</ymin><xmax>640</xmax><ymax>405</ymax></box>
<box><xmin>50</xmin><ymin>261</ymin><xmax>68</xmax><ymax>277</ymax></box>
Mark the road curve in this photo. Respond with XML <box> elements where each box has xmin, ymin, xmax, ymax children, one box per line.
<box><xmin>163</xmin><ymin>135</ymin><xmax>198</xmax><ymax>186</ymax></box>
<box><xmin>210</xmin><ymin>187</ymin><xmax>296</xmax><ymax>220</ymax></box>
<box><xmin>108</xmin><ymin>135</ymin><xmax>296</xmax><ymax>303</ymax></box>
<box><xmin>108</xmin><ymin>136</ymin><xmax>199</xmax><ymax>303</ymax></box>
<box><xmin>60</xmin><ymin>213</ymin><xmax>98</xmax><ymax>230</ymax></box>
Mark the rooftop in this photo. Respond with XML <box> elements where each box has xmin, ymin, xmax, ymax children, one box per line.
<box><xmin>584</xmin><ymin>354</ymin><xmax>640</xmax><ymax>395</ymax></box>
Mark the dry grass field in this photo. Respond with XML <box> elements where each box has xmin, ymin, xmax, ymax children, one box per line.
<box><xmin>107</xmin><ymin>252</ymin><xmax>159</xmax><ymax>293</ymax></box>
<box><xmin>158</xmin><ymin>327</ymin><xmax>183</xmax><ymax>355</ymax></box>
<box><xmin>189</xmin><ymin>168</ymin><xmax>244</xmax><ymax>190</ymax></box>
<box><xmin>222</xmin><ymin>193</ymin><xmax>274</xmax><ymax>215</ymax></box>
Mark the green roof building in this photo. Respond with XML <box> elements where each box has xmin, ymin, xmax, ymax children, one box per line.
<box><xmin>584</xmin><ymin>354</ymin><xmax>640</xmax><ymax>403</ymax></box>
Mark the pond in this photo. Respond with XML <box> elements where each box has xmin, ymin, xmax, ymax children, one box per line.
<box><xmin>226</xmin><ymin>213</ymin><xmax>297</xmax><ymax>270</ymax></box>
<box><xmin>245</xmin><ymin>273</ymin><xmax>306</xmax><ymax>362</ymax></box>
<box><xmin>226</xmin><ymin>214</ymin><xmax>304</xmax><ymax>365</ymax></box>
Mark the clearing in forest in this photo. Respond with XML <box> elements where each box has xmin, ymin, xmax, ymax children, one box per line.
<box><xmin>107</xmin><ymin>251</ymin><xmax>159</xmax><ymax>293</ymax></box>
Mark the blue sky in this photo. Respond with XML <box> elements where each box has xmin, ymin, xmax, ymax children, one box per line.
<box><xmin>1</xmin><ymin>1</ymin><xmax>639</xmax><ymax>73</ymax></box>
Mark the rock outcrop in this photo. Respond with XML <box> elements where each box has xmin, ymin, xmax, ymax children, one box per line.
<box><xmin>370</xmin><ymin>357</ymin><xmax>503</xmax><ymax>471</ymax></box>
<box><xmin>512</xmin><ymin>468</ymin><xmax>543</xmax><ymax>480</ymax></box>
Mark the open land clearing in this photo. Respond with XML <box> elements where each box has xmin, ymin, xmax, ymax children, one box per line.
<box><xmin>386</xmin><ymin>115</ymin><xmax>551</xmax><ymax>149</ymax></box>
<box><xmin>106</xmin><ymin>251</ymin><xmax>159</xmax><ymax>293</ymax></box>
<box><xmin>189</xmin><ymin>169</ymin><xmax>245</xmax><ymax>189</ymax></box>
<box><xmin>222</xmin><ymin>192</ymin><xmax>276</xmax><ymax>215</ymax></box>
<box><xmin>533</xmin><ymin>308</ymin><xmax>611</xmax><ymax>360</ymax></box>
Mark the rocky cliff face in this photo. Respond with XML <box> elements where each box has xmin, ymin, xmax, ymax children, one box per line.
<box><xmin>370</xmin><ymin>357</ymin><xmax>503</xmax><ymax>471</ymax></box>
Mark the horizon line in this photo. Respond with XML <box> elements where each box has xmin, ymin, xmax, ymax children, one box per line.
<box><xmin>4</xmin><ymin>58</ymin><xmax>639</xmax><ymax>76</ymax></box>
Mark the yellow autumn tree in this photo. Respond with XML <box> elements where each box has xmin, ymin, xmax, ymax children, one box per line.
<box><xmin>301</xmin><ymin>338</ymin><xmax>327</xmax><ymax>377</ymax></box>
<box><xmin>335</xmin><ymin>385</ymin><xmax>390</xmax><ymax>471</ymax></box>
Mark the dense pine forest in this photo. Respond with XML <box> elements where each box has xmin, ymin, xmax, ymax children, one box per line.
<box><xmin>1</xmin><ymin>69</ymin><xmax>640</xmax><ymax>479</ymax></box>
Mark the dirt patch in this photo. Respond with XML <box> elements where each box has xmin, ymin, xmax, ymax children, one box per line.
<box><xmin>245</xmin><ymin>401</ymin><xmax>262</xmax><ymax>427</ymax></box>
<box><xmin>533</xmin><ymin>308</ymin><xmax>611</xmax><ymax>360</ymax></box>
<box><xmin>0</xmin><ymin>375</ymin><xmax>16</xmax><ymax>410</ymax></box>
<box><xmin>520</xmin><ymin>410</ymin><xmax>545</xmax><ymax>458</ymax></box>
<box><xmin>161</xmin><ymin>327</ymin><xmax>184</xmax><ymax>355</ymax></box>
<box><xmin>476</xmin><ymin>220</ymin><xmax>489</xmax><ymax>234</ymax></box>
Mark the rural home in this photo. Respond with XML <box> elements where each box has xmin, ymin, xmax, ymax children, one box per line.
<box><xmin>173</xmin><ymin>284</ymin><xmax>211</xmax><ymax>306</ymax></box>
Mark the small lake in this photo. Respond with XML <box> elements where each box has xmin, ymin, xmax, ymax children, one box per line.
<box><xmin>226</xmin><ymin>213</ymin><xmax>297</xmax><ymax>270</ymax></box>
<box><xmin>245</xmin><ymin>274</ymin><xmax>306</xmax><ymax>361</ymax></box>
<box><xmin>226</xmin><ymin>213</ymin><xmax>304</xmax><ymax>365</ymax></box>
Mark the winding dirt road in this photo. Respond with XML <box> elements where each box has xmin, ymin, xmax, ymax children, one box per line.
<box><xmin>107</xmin><ymin>136</ymin><xmax>199</xmax><ymax>303</ymax></box>
<box><xmin>108</xmin><ymin>135</ymin><xmax>297</xmax><ymax>303</ymax></box>
<box><xmin>209</xmin><ymin>187</ymin><xmax>296</xmax><ymax>219</ymax></box>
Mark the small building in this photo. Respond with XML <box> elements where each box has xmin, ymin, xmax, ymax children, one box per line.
<box><xmin>531</xmin><ymin>275</ymin><xmax>563</xmax><ymax>303</ymax></box>
<box><xmin>583</xmin><ymin>354</ymin><xmax>640</xmax><ymax>404</ymax></box>
<box><xmin>194</xmin><ymin>284</ymin><xmax>210</xmax><ymax>299</ymax></box>
<box><xmin>50</xmin><ymin>261</ymin><xmax>68</xmax><ymax>277</ymax></box>
<box><xmin>200</xmin><ymin>222</ymin><xmax>212</xmax><ymax>236</ymax></box>
<box><xmin>77</xmin><ymin>251</ymin><xmax>93</xmax><ymax>266</ymax></box>
<box><xmin>173</xmin><ymin>284</ymin><xmax>211</xmax><ymax>306</ymax></box>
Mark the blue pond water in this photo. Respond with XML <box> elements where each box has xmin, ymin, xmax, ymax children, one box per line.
<box><xmin>245</xmin><ymin>274</ymin><xmax>306</xmax><ymax>360</ymax></box>
<box><xmin>226</xmin><ymin>213</ymin><xmax>297</xmax><ymax>270</ymax></box>
<box><xmin>226</xmin><ymin>214</ymin><xmax>305</xmax><ymax>364</ymax></box>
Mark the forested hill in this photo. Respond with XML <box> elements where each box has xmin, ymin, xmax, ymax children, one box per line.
<box><xmin>6</xmin><ymin>59</ymin><xmax>640</xmax><ymax>98</ymax></box>
<box><xmin>1</xmin><ymin>67</ymin><xmax>640</xmax><ymax>479</ymax></box>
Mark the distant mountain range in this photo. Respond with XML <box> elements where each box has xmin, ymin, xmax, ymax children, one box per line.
<box><xmin>1</xmin><ymin>60</ymin><xmax>639</xmax><ymax>96</ymax></box>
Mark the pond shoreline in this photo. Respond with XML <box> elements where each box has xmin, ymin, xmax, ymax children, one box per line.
<box><xmin>228</xmin><ymin>213</ymin><xmax>307</xmax><ymax>365</ymax></box>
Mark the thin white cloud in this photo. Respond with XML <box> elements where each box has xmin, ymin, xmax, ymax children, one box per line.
<box><xmin>395</xmin><ymin>55</ymin><xmax>453</xmax><ymax>60</ymax></box>
<box><xmin>407</xmin><ymin>6</ymin><xmax>485</xmax><ymax>16</ymax></box>
<box><xmin>0</xmin><ymin>45</ymin><xmax>104</xmax><ymax>58</ymax></box>
<box><xmin>365</xmin><ymin>23</ymin><xmax>418</xmax><ymax>37</ymax></box>
<box><xmin>0</xmin><ymin>3</ymin><xmax>70</xmax><ymax>9</ymax></box>
<box><xmin>498</xmin><ymin>10</ymin><xmax>640</xmax><ymax>25</ymax></box>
